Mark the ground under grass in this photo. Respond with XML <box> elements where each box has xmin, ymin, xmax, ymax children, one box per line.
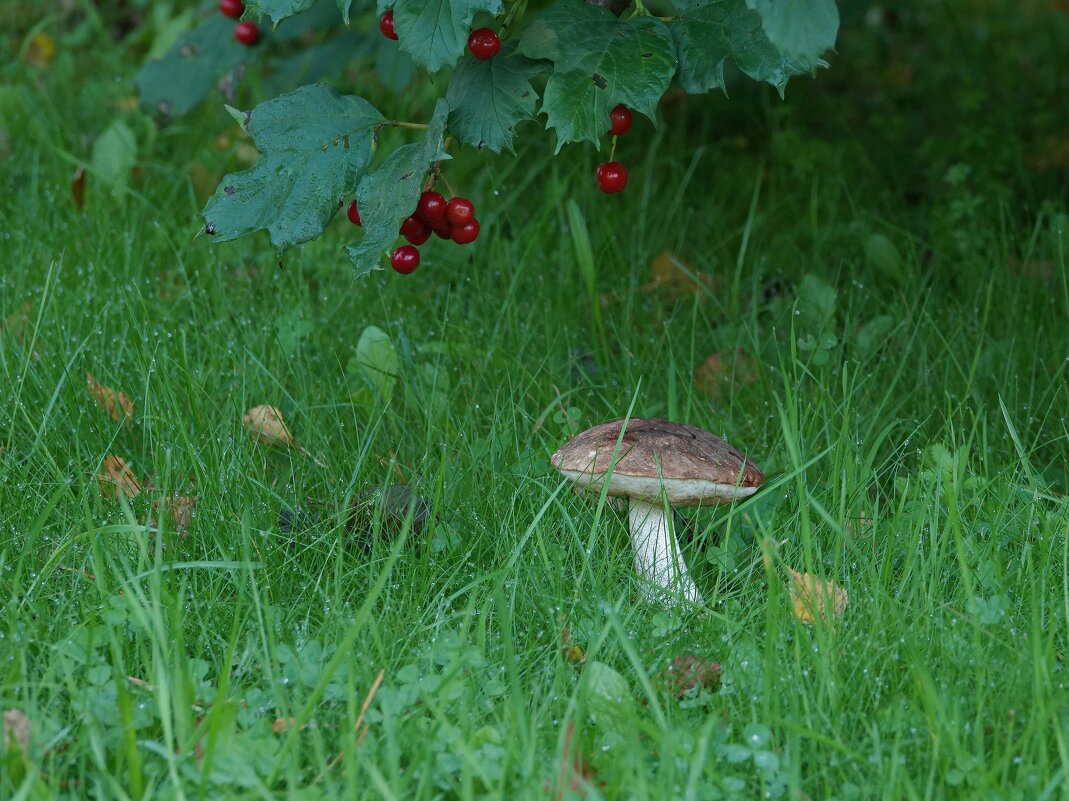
<box><xmin>2</xmin><ymin>3</ymin><xmax>1068</xmax><ymax>800</ymax></box>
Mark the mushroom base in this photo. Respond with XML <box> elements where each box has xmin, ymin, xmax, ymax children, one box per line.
<box><xmin>627</xmin><ymin>499</ymin><xmax>701</xmax><ymax>604</ymax></box>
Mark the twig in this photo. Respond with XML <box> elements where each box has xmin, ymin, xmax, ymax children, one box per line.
<box><xmin>314</xmin><ymin>668</ymin><xmax>385</xmax><ymax>784</ymax></box>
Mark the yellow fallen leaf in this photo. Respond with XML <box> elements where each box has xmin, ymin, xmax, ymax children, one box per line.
<box><xmin>153</xmin><ymin>495</ymin><xmax>198</xmax><ymax>539</ymax></box>
<box><xmin>98</xmin><ymin>455</ymin><xmax>142</xmax><ymax>499</ymax></box>
<box><xmin>642</xmin><ymin>251</ymin><xmax>718</xmax><ymax>297</ymax></box>
<box><xmin>2</xmin><ymin>708</ymin><xmax>30</xmax><ymax>756</ymax></box>
<box><xmin>25</xmin><ymin>33</ymin><xmax>55</xmax><ymax>68</ymax></box>
<box><xmin>787</xmin><ymin>568</ymin><xmax>848</xmax><ymax>624</ymax></box>
<box><xmin>695</xmin><ymin>348</ymin><xmax>758</xmax><ymax>398</ymax></box>
<box><xmin>243</xmin><ymin>404</ymin><xmax>296</xmax><ymax>448</ymax></box>
<box><xmin>87</xmin><ymin>372</ymin><xmax>133</xmax><ymax>421</ymax></box>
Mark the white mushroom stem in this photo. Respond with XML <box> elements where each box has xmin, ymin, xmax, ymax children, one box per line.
<box><xmin>627</xmin><ymin>499</ymin><xmax>701</xmax><ymax>604</ymax></box>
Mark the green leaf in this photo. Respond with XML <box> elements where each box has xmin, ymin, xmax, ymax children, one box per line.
<box><xmin>136</xmin><ymin>14</ymin><xmax>257</xmax><ymax>117</ymax></box>
<box><xmin>446</xmin><ymin>45</ymin><xmax>541</xmax><ymax>153</ymax></box>
<box><xmin>584</xmin><ymin>660</ymin><xmax>635</xmax><ymax>721</ymax></box>
<box><xmin>353</xmin><ymin>325</ymin><xmax>399</xmax><ymax>398</ymax></box>
<box><xmin>202</xmin><ymin>84</ymin><xmax>384</xmax><ymax>251</ymax></box>
<box><xmin>517</xmin><ymin>3</ymin><xmax>675</xmax><ymax>149</ymax></box>
<box><xmin>245</xmin><ymin>0</ymin><xmax>318</xmax><ymax>26</ymax></box>
<box><xmin>392</xmin><ymin>0</ymin><xmax>504</xmax><ymax>72</ymax></box>
<box><xmin>670</xmin><ymin>0</ymin><xmax>826</xmax><ymax>95</ymax></box>
<box><xmin>745</xmin><ymin>0</ymin><xmax>838</xmax><ymax>61</ymax></box>
<box><xmin>345</xmin><ymin>99</ymin><xmax>451</xmax><ymax>276</ymax></box>
<box><xmin>90</xmin><ymin>119</ymin><xmax>138</xmax><ymax>186</ymax></box>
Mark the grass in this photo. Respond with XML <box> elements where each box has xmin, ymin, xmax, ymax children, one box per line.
<box><xmin>2</xmin><ymin>2</ymin><xmax>1069</xmax><ymax>799</ymax></box>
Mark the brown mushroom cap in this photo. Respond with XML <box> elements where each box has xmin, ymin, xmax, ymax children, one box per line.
<box><xmin>550</xmin><ymin>418</ymin><xmax>763</xmax><ymax>506</ymax></box>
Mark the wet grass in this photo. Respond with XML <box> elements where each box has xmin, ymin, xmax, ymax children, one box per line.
<box><xmin>1</xmin><ymin>2</ymin><xmax>1068</xmax><ymax>799</ymax></box>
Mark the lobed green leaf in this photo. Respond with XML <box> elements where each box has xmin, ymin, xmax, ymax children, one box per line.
<box><xmin>391</xmin><ymin>0</ymin><xmax>504</xmax><ymax>72</ymax></box>
<box><xmin>202</xmin><ymin>84</ymin><xmax>384</xmax><ymax>251</ymax></box>
<box><xmin>517</xmin><ymin>2</ymin><xmax>676</xmax><ymax>149</ymax></box>
<box><xmin>446</xmin><ymin>45</ymin><xmax>541</xmax><ymax>154</ymax></box>
<box><xmin>135</xmin><ymin>15</ymin><xmax>258</xmax><ymax>118</ymax></box>
<box><xmin>345</xmin><ymin>99</ymin><xmax>451</xmax><ymax>276</ymax></box>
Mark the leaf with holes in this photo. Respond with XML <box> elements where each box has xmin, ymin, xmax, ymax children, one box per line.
<box><xmin>446</xmin><ymin>45</ymin><xmax>541</xmax><ymax>153</ymax></box>
<box><xmin>202</xmin><ymin>84</ymin><xmax>384</xmax><ymax>251</ymax></box>
<box><xmin>345</xmin><ymin>99</ymin><xmax>450</xmax><ymax>276</ymax></box>
<box><xmin>136</xmin><ymin>14</ymin><xmax>258</xmax><ymax>117</ymax></box>
<box><xmin>517</xmin><ymin>3</ymin><xmax>675</xmax><ymax>149</ymax></box>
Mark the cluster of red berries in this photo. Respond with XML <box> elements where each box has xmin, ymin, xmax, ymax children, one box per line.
<box><xmin>380</xmin><ymin>9</ymin><xmax>500</xmax><ymax>60</ymax></box>
<box><xmin>220</xmin><ymin>0</ymin><xmax>260</xmax><ymax>45</ymax></box>
<box><xmin>594</xmin><ymin>104</ymin><xmax>633</xmax><ymax>194</ymax></box>
<box><xmin>347</xmin><ymin>191</ymin><xmax>481</xmax><ymax>274</ymax></box>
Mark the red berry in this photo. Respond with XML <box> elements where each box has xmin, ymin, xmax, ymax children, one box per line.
<box><xmin>416</xmin><ymin>191</ymin><xmax>447</xmax><ymax>223</ymax></box>
<box><xmin>608</xmin><ymin>104</ymin><xmax>632</xmax><ymax>136</ymax></box>
<box><xmin>595</xmin><ymin>161</ymin><xmax>628</xmax><ymax>194</ymax></box>
<box><xmin>220</xmin><ymin>0</ymin><xmax>245</xmax><ymax>18</ymax></box>
<box><xmin>429</xmin><ymin>216</ymin><xmax>452</xmax><ymax>239</ymax></box>
<box><xmin>445</xmin><ymin>197</ymin><xmax>475</xmax><ymax>226</ymax></box>
<box><xmin>400</xmin><ymin>214</ymin><xmax>431</xmax><ymax>246</ymax></box>
<box><xmin>390</xmin><ymin>245</ymin><xmax>420</xmax><ymax>274</ymax></box>
<box><xmin>467</xmin><ymin>28</ymin><xmax>501</xmax><ymax>60</ymax></box>
<box><xmin>347</xmin><ymin>200</ymin><xmax>362</xmax><ymax>226</ymax></box>
<box><xmin>234</xmin><ymin>20</ymin><xmax>260</xmax><ymax>45</ymax></box>
<box><xmin>379</xmin><ymin>10</ymin><xmax>398</xmax><ymax>40</ymax></box>
<box><xmin>451</xmin><ymin>219</ymin><xmax>480</xmax><ymax>245</ymax></box>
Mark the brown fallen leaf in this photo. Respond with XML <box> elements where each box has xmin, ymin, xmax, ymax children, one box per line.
<box><xmin>87</xmin><ymin>372</ymin><xmax>133</xmax><ymax>421</ymax></box>
<box><xmin>25</xmin><ymin>33</ymin><xmax>55</xmax><ymax>68</ymax></box>
<box><xmin>98</xmin><ymin>455</ymin><xmax>142</xmax><ymax>499</ymax></box>
<box><xmin>544</xmin><ymin>721</ymin><xmax>597</xmax><ymax>800</ymax></box>
<box><xmin>657</xmin><ymin>656</ymin><xmax>721</xmax><ymax>698</ymax></box>
<box><xmin>787</xmin><ymin>568</ymin><xmax>848</xmax><ymax>624</ymax></box>
<box><xmin>695</xmin><ymin>348</ymin><xmax>758</xmax><ymax>398</ymax></box>
<box><xmin>243</xmin><ymin>405</ymin><xmax>296</xmax><ymax>448</ymax></box>
<box><xmin>2</xmin><ymin>708</ymin><xmax>30</xmax><ymax>757</ymax></box>
<box><xmin>243</xmin><ymin>404</ymin><xmax>327</xmax><ymax>466</ymax></box>
<box><xmin>272</xmin><ymin>717</ymin><xmax>312</xmax><ymax>733</ymax></box>
<box><xmin>642</xmin><ymin>251</ymin><xmax>719</xmax><ymax>298</ymax></box>
<box><xmin>72</xmin><ymin>166</ymin><xmax>86</xmax><ymax>211</ymax></box>
<box><xmin>0</xmin><ymin>302</ymin><xmax>32</xmax><ymax>344</ymax></box>
<box><xmin>152</xmin><ymin>495</ymin><xmax>198</xmax><ymax>539</ymax></box>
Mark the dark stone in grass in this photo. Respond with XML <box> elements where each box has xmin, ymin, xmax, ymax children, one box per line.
<box><xmin>346</xmin><ymin>483</ymin><xmax>433</xmax><ymax>550</ymax></box>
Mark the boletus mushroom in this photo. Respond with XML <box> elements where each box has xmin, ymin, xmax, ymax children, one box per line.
<box><xmin>551</xmin><ymin>418</ymin><xmax>763</xmax><ymax>604</ymax></box>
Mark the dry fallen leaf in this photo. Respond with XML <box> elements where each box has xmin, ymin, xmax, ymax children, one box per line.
<box><xmin>243</xmin><ymin>405</ymin><xmax>296</xmax><ymax>448</ymax></box>
<box><xmin>152</xmin><ymin>495</ymin><xmax>198</xmax><ymax>539</ymax></box>
<box><xmin>87</xmin><ymin>372</ymin><xmax>133</xmax><ymax>421</ymax></box>
<box><xmin>642</xmin><ymin>251</ymin><xmax>719</xmax><ymax>297</ymax></box>
<box><xmin>72</xmin><ymin>166</ymin><xmax>86</xmax><ymax>211</ymax></box>
<box><xmin>0</xmin><ymin>303</ymin><xmax>32</xmax><ymax>344</ymax></box>
<box><xmin>657</xmin><ymin>656</ymin><xmax>721</xmax><ymax>698</ymax></box>
<box><xmin>25</xmin><ymin>33</ymin><xmax>56</xmax><ymax>68</ymax></box>
<box><xmin>544</xmin><ymin>721</ymin><xmax>597</xmax><ymax>800</ymax></box>
<box><xmin>2</xmin><ymin>708</ymin><xmax>30</xmax><ymax>756</ymax></box>
<box><xmin>272</xmin><ymin>717</ymin><xmax>313</xmax><ymax>733</ymax></box>
<box><xmin>787</xmin><ymin>568</ymin><xmax>848</xmax><ymax>624</ymax></box>
<box><xmin>98</xmin><ymin>455</ymin><xmax>142</xmax><ymax>499</ymax></box>
<box><xmin>695</xmin><ymin>348</ymin><xmax>758</xmax><ymax>398</ymax></box>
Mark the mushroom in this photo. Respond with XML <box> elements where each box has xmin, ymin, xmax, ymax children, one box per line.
<box><xmin>551</xmin><ymin>418</ymin><xmax>763</xmax><ymax>604</ymax></box>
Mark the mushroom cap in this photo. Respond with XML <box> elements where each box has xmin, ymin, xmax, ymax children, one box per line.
<box><xmin>550</xmin><ymin>417</ymin><xmax>764</xmax><ymax>506</ymax></box>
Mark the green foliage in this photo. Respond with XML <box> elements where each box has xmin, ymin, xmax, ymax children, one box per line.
<box><xmin>202</xmin><ymin>84</ymin><xmax>384</xmax><ymax>250</ymax></box>
<box><xmin>135</xmin><ymin>0</ymin><xmax>840</xmax><ymax>268</ymax></box>
<box><xmin>392</xmin><ymin>0</ymin><xmax>504</xmax><ymax>71</ymax></box>
<box><xmin>518</xmin><ymin>2</ymin><xmax>676</xmax><ymax>149</ymax></box>
<box><xmin>345</xmin><ymin>98</ymin><xmax>450</xmax><ymax>274</ymax></box>
<box><xmin>445</xmin><ymin>44</ymin><xmax>540</xmax><ymax>153</ymax></box>
<box><xmin>135</xmin><ymin>14</ymin><xmax>257</xmax><ymax>117</ymax></box>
